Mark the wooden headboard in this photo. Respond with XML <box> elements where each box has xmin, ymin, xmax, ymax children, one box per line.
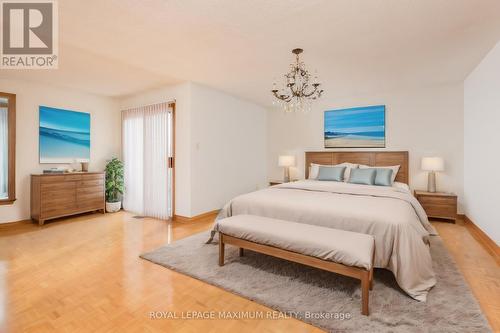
<box><xmin>305</xmin><ymin>151</ymin><xmax>409</xmax><ymax>184</ymax></box>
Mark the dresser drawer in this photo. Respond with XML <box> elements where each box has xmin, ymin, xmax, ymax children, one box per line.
<box><xmin>41</xmin><ymin>205</ymin><xmax>77</xmax><ymax>218</ymax></box>
<box><xmin>64</xmin><ymin>175</ymin><xmax>83</xmax><ymax>181</ymax></box>
<box><xmin>41</xmin><ymin>199</ymin><xmax>77</xmax><ymax>214</ymax></box>
<box><xmin>77</xmin><ymin>186</ymin><xmax>103</xmax><ymax>195</ymax></box>
<box><xmin>78</xmin><ymin>179</ymin><xmax>104</xmax><ymax>187</ymax></box>
<box><xmin>421</xmin><ymin>203</ymin><xmax>456</xmax><ymax>219</ymax></box>
<box><xmin>40</xmin><ymin>175</ymin><xmax>82</xmax><ymax>183</ymax></box>
<box><xmin>77</xmin><ymin>198</ymin><xmax>104</xmax><ymax>210</ymax></box>
<box><xmin>81</xmin><ymin>173</ymin><xmax>104</xmax><ymax>180</ymax></box>
<box><xmin>41</xmin><ymin>193</ymin><xmax>76</xmax><ymax>207</ymax></box>
<box><xmin>77</xmin><ymin>192</ymin><xmax>104</xmax><ymax>202</ymax></box>
<box><xmin>40</xmin><ymin>188</ymin><xmax>76</xmax><ymax>200</ymax></box>
<box><xmin>41</xmin><ymin>182</ymin><xmax>76</xmax><ymax>192</ymax></box>
<box><xmin>417</xmin><ymin>195</ymin><xmax>456</xmax><ymax>205</ymax></box>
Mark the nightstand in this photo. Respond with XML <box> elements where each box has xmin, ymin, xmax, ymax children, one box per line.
<box><xmin>414</xmin><ymin>191</ymin><xmax>457</xmax><ymax>222</ymax></box>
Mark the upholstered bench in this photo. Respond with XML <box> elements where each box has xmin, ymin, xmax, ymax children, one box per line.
<box><xmin>217</xmin><ymin>215</ymin><xmax>375</xmax><ymax>315</ymax></box>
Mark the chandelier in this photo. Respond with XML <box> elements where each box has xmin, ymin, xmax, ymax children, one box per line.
<box><xmin>271</xmin><ymin>48</ymin><xmax>323</xmax><ymax>112</ymax></box>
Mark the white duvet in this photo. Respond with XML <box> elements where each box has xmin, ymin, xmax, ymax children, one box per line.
<box><xmin>211</xmin><ymin>180</ymin><xmax>437</xmax><ymax>301</ymax></box>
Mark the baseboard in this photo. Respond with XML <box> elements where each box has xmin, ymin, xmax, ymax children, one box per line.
<box><xmin>0</xmin><ymin>219</ymin><xmax>35</xmax><ymax>235</ymax></box>
<box><xmin>174</xmin><ymin>209</ymin><xmax>219</xmax><ymax>222</ymax></box>
<box><xmin>0</xmin><ymin>219</ymin><xmax>32</xmax><ymax>228</ymax></box>
<box><xmin>463</xmin><ymin>215</ymin><xmax>500</xmax><ymax>265</ymax></box>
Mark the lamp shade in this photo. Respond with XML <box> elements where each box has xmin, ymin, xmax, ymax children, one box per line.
<box><xmin>278</xmin><ymin>155</ymin><xmax>295</xmax><ymax>167</ymax></box>
<box><xmin>421</xmin><ymin>157</ymin><xmax>444</xmax><ymax>171</ymax></box>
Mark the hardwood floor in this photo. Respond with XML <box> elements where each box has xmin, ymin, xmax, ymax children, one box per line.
<box><xmin>0</xmin><ymin>212</ymin><xmax>498</xmax><ymax>332</ymax></box>
<box><xmin>433</xmin><ymin>218</ymin><xmax>500</xmax><ymax>332</ymax></box>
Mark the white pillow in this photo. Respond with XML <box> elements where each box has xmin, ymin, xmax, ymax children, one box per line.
<box><xmin>308</xmin><ymin>163</ymin><xmax>321</xmax><ymax>179</ymax></box>
<box><xmin>393</xmin><ymin>181</ymin><xmax>410</xmax><ymax>192</ymax></box>
<box><xmin>337</xmin><ymin>162</ymin><xmax>359</xmax><ymax>181</ymax></box>
<box><xmin>359</xmin><ymin>164</ymin><xmax>400</xmax><ymax>184</ymax></box>
<box><xmin>309</xmin><ymin>162</ymin><xmax>359</xmax><ymax>181</ymax></box>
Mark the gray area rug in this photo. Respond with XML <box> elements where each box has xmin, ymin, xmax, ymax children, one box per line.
<box><xmin>140</xmin><ymin>232</ymin><xmax>491</xmax><ymax>333</ymax></box>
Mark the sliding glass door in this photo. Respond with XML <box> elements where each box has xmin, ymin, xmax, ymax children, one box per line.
<box><xmin>122</xmin><ymin>102</ymin><xmax>174</xmax><ymax>220</ymax></box>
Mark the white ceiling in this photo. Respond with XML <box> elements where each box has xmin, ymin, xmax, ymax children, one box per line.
<box><xmin>1</xmin><ymin>0</ymin><xmax>500</xmax><ymax>106</ymax></box>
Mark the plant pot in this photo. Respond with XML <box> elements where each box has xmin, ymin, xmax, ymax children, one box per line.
<box><xmin>106</xmin><ymin>201</ymin><xmax>121</xmax><ymax>213</ymax></box>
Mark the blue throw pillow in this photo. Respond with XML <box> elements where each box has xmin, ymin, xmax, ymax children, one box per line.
<box><xmin>374</xmin><ymin>168</ymin><xmax>393</xmax><ymax>186</ymax></box>
<box><xmin>348</xmin><ymin>168</ymin><xmax>376</xmax><ymax>185</ymax></box>
<box><xmin>317</xmin><ymin>166</ymin><xmax>346</xmax><ymax>182</ymax></box>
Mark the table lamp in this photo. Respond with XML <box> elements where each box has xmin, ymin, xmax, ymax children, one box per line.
<box><xmin>278</xmin><ymin>155</ymin><xmax>295</xmax><ymax>183</ymax></box>
<box><xmin>421</xmin><ymin>157</ymin><xmax>444</xmax><ymax>193</ymax></box>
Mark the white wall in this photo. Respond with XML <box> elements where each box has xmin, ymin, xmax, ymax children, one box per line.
<box><xmin>119</xmin><ymin>83</ymin><xmax>192</xmax><ymax>217</ymax></box>
<box><xmin>464</xmin><ymin>41</ymin><xmax>500</xmax><ymax>245</ymax></box>
<box><xmin>0</xmin><ymin>79</ymin><xmax>121</xmax><ymax>224</ymax></box>
<box><xmin>267</xmin><ymin>82</ymin><xmax>465</xmax><ymax>212</ymax></box>
<box><xmin>119</xmin><ymin>82</ymin><xmax>267</xmax><ymax>217</ymax></box>
<box><xmin>190</xmin><ymin>83</ymin><xmax>267</xmax><ymax>216</ymax></box>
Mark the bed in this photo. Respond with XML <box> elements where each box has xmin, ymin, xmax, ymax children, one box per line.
<box><xmin>210</xmin><ymin>151</ymin><xmax>437</xmax><ymax>302</ymax></box>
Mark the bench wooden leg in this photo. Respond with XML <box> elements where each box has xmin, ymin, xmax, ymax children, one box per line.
<box><xmin>369</xmin><ymin>242</ymin><xmax>375</xmax><ymax>290</ymax></box>
<box><xmin>369</xmin><ymin>267</ymin><xmax>374</xmax><ymax>290</ymax></box>
<box><xmin>219</xmin><ymin>234</ymin><xmax>225</xmax><ymax>266</ymax></box>
<box><xmin>239</xmin><ymin>248</ymin><xmax>244</xmax><ymax>257</ymax></box>
<box><xmin>361</xmin><ymin>270</ymin><xmax>370</xmax><ymax>316</ymax></box>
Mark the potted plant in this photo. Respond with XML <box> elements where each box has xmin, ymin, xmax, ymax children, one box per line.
<box><xmin>105</xmin><ymin>158</ymin><xmax>124</xmax><ymax>213</ymax></box>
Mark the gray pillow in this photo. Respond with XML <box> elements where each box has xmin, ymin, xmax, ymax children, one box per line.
<box><xmin>317</xmin><ymin>166</ymin><xmax>346</xmax><ymax>182</ymax></box>
<box><xmin>374</xmin><ymin>168</ymin><xmax>394</xmax><ymax>186</ymax></box>
<box><xmin>348</xmin><ymin>168</ymin><xmax>376</xmax><ymax>185</ymax></box>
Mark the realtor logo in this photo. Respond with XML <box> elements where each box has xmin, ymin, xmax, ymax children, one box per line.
<box><xmin>1</xmin><ymin>0</ymin><xmax>58</xmax><ymax>68</ymax></box>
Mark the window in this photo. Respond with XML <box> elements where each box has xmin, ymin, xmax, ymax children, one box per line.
<box><xmin>0</xmin><ymin>92</ymin><xmax>16</xmax><ymax>205</ymax></box>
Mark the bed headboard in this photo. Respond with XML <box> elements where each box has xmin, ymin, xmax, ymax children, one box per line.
<box><xmin>305</xmin><ymin>151</ymin><xmax>409</xmax><ymax>184</ymax></box>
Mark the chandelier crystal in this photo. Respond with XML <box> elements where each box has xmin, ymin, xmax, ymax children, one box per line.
<box><xmin>271</xmin><ymin>48</ymin><xmax>324</xmax><ymax>113</ymax></box>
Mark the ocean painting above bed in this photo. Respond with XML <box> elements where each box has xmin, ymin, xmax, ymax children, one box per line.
<box><xmin>39</xmin><ymin>106</ymin><xmax>90</xmax><ymax>163</ymax></box>
<box><xmin>324</xmin><ymin>105</ymin><xmax>385</xmax><ymax>148</ymax></box>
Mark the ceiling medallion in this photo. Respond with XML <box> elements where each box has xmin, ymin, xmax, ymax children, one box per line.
<box><xmin>271</xmin><ymin>48</ymin><xmax>324</xmax><ymax>113</ymax></box>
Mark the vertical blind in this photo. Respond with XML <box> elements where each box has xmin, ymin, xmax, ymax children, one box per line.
<box><xmin>0</xmin><ymin>107</ymin><xmax>8</xmax><ymax>199</ymax></box>
<box><xmin>122</xmin><ymin>102</ymin><xmax>173</xmax><ymax>220</ymax></box>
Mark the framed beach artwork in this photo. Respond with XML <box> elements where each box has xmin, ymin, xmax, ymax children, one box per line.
<box><xmin>324</xmin><ymin>105</ymin><xmax>385</xmax><ymax>148</ymax></box>
<box><xmin>39</xmin><ymin>106</ymin><xmax>91</xmax><ymax>163</ymax></box>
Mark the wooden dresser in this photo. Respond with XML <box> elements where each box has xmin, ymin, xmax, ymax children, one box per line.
<box><xmin>31</xmin><ymin>172</ymin><xmax>105</xmax><ymax>225</ymax></box>
<box><xmin>414</xmin><ymin>190</ymin><xmax>457</xmax><ymax>222</ymax></box>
